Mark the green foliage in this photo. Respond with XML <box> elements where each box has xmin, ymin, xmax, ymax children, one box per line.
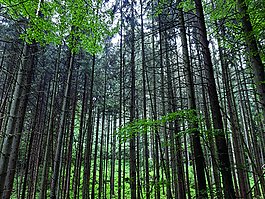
<box><xmin>177</xmin><ymin>0</ymin><xmax>195</xmax><ymax>12</ymax></box>
<box><xmin>154</xmin><ymin>0</ymin><xmax>194</xmax><ymax>16</ymax></box>
<box><xmin>246</xmin><ymin>0</ymin><xmax>265</xmax><ymax>62</ymax></box>
<box><xmin>153</xmin><ymin>0</ymin><xmax>168</xmax><ymax>16</ymax></box>
<box><xmin>117</xmin><ymin>109</ymin><xmax>200</xmax><ymax>143</ymax></box>
<box><xmin>0</xmin><ymin>0</ymin><xmax>118</xmax><ymax>54</ymax></box>
<box><xmin>209</xmin><ymin>0</ymin><xmax>236</xmax><ymax>22</ymax></box>
<box><xmin>206</xmin><ymin>0</ymin><xmax>264</xmax><ymax>59</ymax></box>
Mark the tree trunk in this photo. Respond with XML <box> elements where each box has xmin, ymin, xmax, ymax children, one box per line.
<box><xmin>50</xmin><ymin>51</ymin><xmax>74</xmax><ymax>199</ymax></box>
<box><xmin>139</xmin><ymin>0</ymin><xmax>150</xmax><ymax>198</ymax></box>
<box><xmin>98</xmin><ymin>68</ymin><xmax>107</xmax><ymax>199</ymax></box>
<box><xmin>72</xmin><ymin>71</ymin><xmax>88</xmax><ymax>199</ymax></box>
<box><xmin>237</xmin><ymin>0</ymin><xmax>265</xmax><ymax>120</ymax></box>
<box><xmin>91</xmin><ymin>110</ymin><xmax>100</xmax><ymax>199</ymax></box>
<box><xmin>217</xmin><ymin>25</ymin><xmax>251</xmax><ymax>198</ymax></box>
<box><xmin>178</xmin><ymin>8</ymin><xmax>207</xmax><ymax>198</ymax></box>
<box><xmin>110</xmin><ymin>114</ymin><xmax>117</xmax><ymax>197</ymax></box>
<box><xmin>118</xmin><ymin>0</ymin><xmax>123</xmax><ymax>198</ymax></box>
<box><xmin>82</xmin><ymin>55</ymin><xmax>96</xmax><ymax>199</ymax></box>
<box><xmin>129</xmin><ymin>1</ymin><xmax>137</xmax><ymax>198</ymax></box>
<box><xmin>0</xmin><ymin>43</ymin><xmax>36</xmax><ymax>198</ymax></box>
<box><xmin>194</xmin><ymin>0</ymin><xmax>236</xmax><ymax>198</ymax></box>
<box><xmin>39</xmin><ymin>45</ymin><xmax>61</xmax><ymax>199</ymax></box>
<box><xmin>63</xmin><ymin>84</ymin><xmax>77</xmax><ymax>199</ymax></box>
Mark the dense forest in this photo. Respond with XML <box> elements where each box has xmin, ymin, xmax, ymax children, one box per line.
<box><xmin>0</xmin><ymin>0</ymin><xmax>264</xmax><ymax>198</ymax></box>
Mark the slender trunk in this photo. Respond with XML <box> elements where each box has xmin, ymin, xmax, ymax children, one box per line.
<box><xmin>118</xmin><ymin>1</ymin><xmax>123</xmax><ymax>198</ymax></box>
<box><xmin>103</xmin><ymin>114</ymin><xmax>111</xmax><ymax>199</ymax></box>
<box><xmin>91</xmin><ymin>110</ymin><xmax>100</xmax><ymax>199</ymax></box>
<box><xmin>196</xmin><ymin>35</ymin><xmax>223</xmax><ymax>199</ymax></box>
<box><xmin>163</xmin><ymin>28</ymin><xmax>186</xmax><ymax>199</ymax></box>
<box><xmin>98</xmin><ymin>68</ymin><xmax>107</xmax><ymax>199</ymax></box>
<box><xmin>237</xmin><ymin>54</ymin><xmax>265</xmax><ymax>196</ymax></box>
<box><xmin>0</xmin><ymin>44</ymin><xmax>11</xmax><ymax>135</ymax></box>
<box><xmin>21</xmin><ymin>82</ymin><xmax>42</xmax><ymax>199</ymax></box>
<box><xmin>129</xmin><ymin>1</ymin><xmax>136</xmax><ymax>198</ymax></box>
<box><xmin>3</xmin><ymin>84</ymin><xmax>31</xmax><ymax>199</ymax></box>
<box><xmin>16</xmin><ymin>79</ymin><xmax>44</xmax><ymax>199</ymax></box>
<box><xmin>110</xmin><ymin>114</ymin><xmax>117</xmax><ymax>197</ymax></box>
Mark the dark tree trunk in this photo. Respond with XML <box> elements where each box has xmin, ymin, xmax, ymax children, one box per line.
<box><xmin>194</xmin><ymin>0</ymin><xmax>236</xmax><ymax>198</ymax></box>
<box><xmin>129</xmin><ymin>1</ymin><xmax>137</xmax><ymax>198</ymax></box>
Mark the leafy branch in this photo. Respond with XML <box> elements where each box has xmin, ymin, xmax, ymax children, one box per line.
<box><xmin>117</xmin><ymin>109</ymin><xmax>201</xmax><ymax>143</ymax></box>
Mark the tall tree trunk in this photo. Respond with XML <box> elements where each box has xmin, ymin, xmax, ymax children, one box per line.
<box><xmin>0</xmin><ymin>43</ymin><xmax>36</xmax><ymax>198</ymax></box>
<box><xmin>91</xmin><ymin>110</ymin><xmax>100</xmax><ymax>199</ymax></box>
<box><xmin>82</xmin><ymin>55</ymin><xmax>96</xmax><ymax>199</ymax></box>
<box><xmin>237</xmin><ymin>0</ymin><xmax>265</xmax><ymax>120</ymax></box>
<box><xmin>194</xmin><ymin>0</ymin><xmax>236</xmax><ymax>198</ymax></box>
<box><xmin>50</xmin><ymin>51</ymin><xmax>74</xmax><ymax>199</ymax></box>
<box><xmin>104</xmin><ymin>114</ymin><xmax>111</xmax><ymax>199</ymax></box>
<box><xmin>21</xmin><ymin>80</ymin><xmax>44</xmax><ymax>199</ymax></box>
<box><xmin>39</xmin><ymin>45</ymin><xmax>61</xmax><ymax>199</ymax></box>
<box><xmin>118</xmin><ymin>0</ymin><xmax>123</xmax><ymax>198</ymax></box>
<box><xmin>3</xmin><ymin>84</ymin><xmax>32</xmax><ymax>199</ymax></box>
<box><xmin>140</xmin><ymin>0</ymin><xmax>150</xmax><ymax>198</ymax></box>
<box><xmin>6</xmin><ymin>77</ymin><xmax>46</xmax><ymax>199</ymax></box>
<box><xmin>163</xmin><ymin>29</ymin><xmax>186</xmax><ymax>199</ymax></box>
<box><xmin>63</xmin><ymin>83</ymin><xmax>77</xmax><ymax>199</ymax></box>
<box><xmin>110</xmin><ymin>114</ymin><xmax>117</xmax><ymax>197</ymax></box>
<box><xmin>178</xmin><ymin>8</ymin><xmax>207</xmax><ymax>198</ymax></box>
<box><xmin>98</xmin><ymin>68</ymin><xmax>107</xmax><ymax>199</ymax></box>
<box><xmin>196</xmin><ymin>33</ymin><xmax>223</xmax><ymax>199</ymax></box>
<box><xmin>72</xmin><ymin>72</ymin><xmax>88</xmax><ymax>199</ymax></box>
<box><xmin>129</xmin><ymin>1</ymin><xmax>137</xmax><ymax>198</ymax></box>
<box><xmin>217</xmin><ymin>26</ymin><xmax>251</xmax><ymax>198</ymax></box>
